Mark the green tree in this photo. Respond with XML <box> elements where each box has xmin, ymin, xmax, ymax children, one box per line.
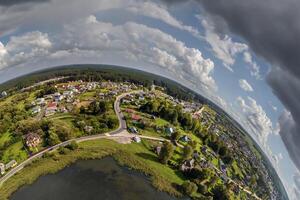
<box><xmin>66</xmin><ymin>141</ymin><xmax>78</xmax><ymax>150</ymax></box>
<box><xmin>181</xmin><ymin>181</ymin><xmax>198</xmax><ymax>196</ymax></box>
<box><xmin>171</xmin><ymin>131</ymin><xmax>180</xmax><ymax>141</ymax></box>
<box><xmin>47</xmin><ymin>130</ymin><xmax>60</xmax><ymax>146</ymax></box>
<box><xmin>159</xmin><ymin>141</ymin><xmax>174</xmax><ymax>164</ymax></box>
<box><xmin>98</xmin><ymin>101</ymin><xmax>109</xmax><ymax>113</ymax></box>
<box><xmin>212</xmin><ymin>185</ymin><xmax>230</xmax><ymax>200</ymax></box>
<box><xmin>183</xmin><ymin>145</ymin><xmax>193</xmax><ymax>160</ymax></box>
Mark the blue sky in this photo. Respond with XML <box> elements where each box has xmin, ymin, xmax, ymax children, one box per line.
<box><xmin>0</xmin><ymin>0</ymin><xmax>299</xmax><ymax>198</ymax></box>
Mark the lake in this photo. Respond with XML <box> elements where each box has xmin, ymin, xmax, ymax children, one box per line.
<box><xmin>10</xmin><ymin>157</ymin><xmax>177</xmax><ymax>200</ymax></box>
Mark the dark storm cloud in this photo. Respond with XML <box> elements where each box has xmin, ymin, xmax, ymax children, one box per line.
<box><xmin>163</xmin><ymin>0</ymin><xmax>300</xmax><ymax>170</ymax></box>
<box><xmin>0</xmin><ymin>0</ymin><xmax>49</xmax><ymax>6</ymax></box>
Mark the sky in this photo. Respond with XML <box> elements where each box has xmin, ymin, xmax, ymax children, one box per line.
<box><xmin>0</xmin><ymin>0</ymin><xmax>299</xmax><ymax>199</ymax></box>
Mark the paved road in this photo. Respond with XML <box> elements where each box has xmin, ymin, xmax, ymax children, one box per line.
<box><xmin>0</xmin><ymin>89</ymin><xmax>262</xmax><ymax>200</ymax></box>
<box><xmin>0</xmin><ymin>90</ymin><xmax>141</xmax><ymax>186</ymax></box>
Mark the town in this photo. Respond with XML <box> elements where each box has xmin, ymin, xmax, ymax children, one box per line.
<box><xmin>0</xmin><ymin>77</ymin><xmax>276</xmax><ymax>200</ymax></box>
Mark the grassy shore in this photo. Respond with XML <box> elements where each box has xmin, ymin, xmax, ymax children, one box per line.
<box><xmin>0</xmin><ymin>139</ymin><xmax>184</xmax><ymax>200</ymax></box>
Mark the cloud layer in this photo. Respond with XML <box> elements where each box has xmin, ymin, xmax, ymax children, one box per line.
<box><xmin>191</xmin><ymin>0</ymin><xmax>300</xmax><ymax>174</ymax></box>
<box><xmin>237</xmin><ymin>96</ymin><xmax>273</xmax><ymax>145</ymax></box>
<box><xmin>239</xmin><ymin>79</ymin><xmax>253</xmax><ymax>92</ymax></box>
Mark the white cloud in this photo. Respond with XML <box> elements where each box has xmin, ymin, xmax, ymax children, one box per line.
<box><xmin>243</xmin><ymin>51</ymin><xmax>261</xmax><ymax>79</ymax></box>
<box><xmin>199</xmin><ymin>17</ymin><xmax>248</xmax><ymax>71</ymax></box>
<box><xmin>239</xmin><ymin>79</ymin><xmax>254</xmax><ymax>92</ymax></box>
<box><xmin>236</xmin><ymin>96</ymin><xmax>273</xmax><ymax>144</ymax></box>
<box><xmin>0</xmin><ymin>31</ymin><xmax>52</xmax><ymax>69</ymax></box>
<box><xmin>126</xmin><ymin>1</ymin><xmax>200</xmax><ymax>37</ymax></box>
<box><xmin>60</xmin><ymin>16</ymin><xmax>217</xmax><ymax>91</ymax></box>
<box><xmin>0</xmin><ymin>15</ymin><xmax>217</xmax><ymax>93</ymax></box>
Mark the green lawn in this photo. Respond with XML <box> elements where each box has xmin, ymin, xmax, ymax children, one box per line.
<box><xmin>1</xmin><ymin>141</ymin><xmax>28</xmax><ymax>163</ymax></box>
<box><xmin>154</xmin><ymin>118</ymin><xmax>169</xmax><ymax>126</ymax></box>
<box><xmin>78</xmin><ymin>91</ymin><xmax>96</xmax><ymax>100</ymax></box>
<box><xmin>0</xmin><ymin>131</ymin><xmax>11</xmax><ymax>149</ymax></box>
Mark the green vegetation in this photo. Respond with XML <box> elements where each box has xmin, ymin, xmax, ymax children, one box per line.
<box><xmin>0</xmin><ymin>139</ymin><xmax>183</xmax><ymax>200</ymax></box>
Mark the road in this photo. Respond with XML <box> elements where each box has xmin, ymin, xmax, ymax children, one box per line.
<box><xmin>0</xmin><ymin>90</ymin><xmax>141</xmax><ymax>186</ymax></box>
<box><xmin>0</xmin><ymin>89</ymin><xmax>262</xmax><ymax>200</ymax></box>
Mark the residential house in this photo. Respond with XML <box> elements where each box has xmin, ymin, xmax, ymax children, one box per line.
<box><xmin>131</xmin><ymin>114</ymin><xmax>141</xmax><ymax>121</ymax></box>
<box><xmin>1</xmin><ymin>91</ymin><xmax>7</xmax><ymax>97</ymax></box>
<box><xmin>24</xmin><ymin>132</ymin><xmax>41</xmax><ymax>148</ymax></box>
<box><xmin>63</xmin><ymin>90</ymin><xmax>73</xmax><ymax>98</ymax></box>
<box><xmin>59</xmin><ymin>106</ymin><xmax>68</xmax><ymax>113</ymax></box>
<box><xmin>45</xmin><ymin>102</ymin><xmax>57</xmax><ymax>116</ymax></box>
<box><xmin>32</xmin><ymin>106</ymin><xmax>41</xmax><ymax>114</ymax></box>
<box><xmin>5</xmin><ymin>160</ymin><xmax>17</xmax><ymax>170</ymax></box>
<box><xmin>180</xmin><ymin>135</ymin><xmax>191</xmax><ymax>142</ymax></box>
<box><xmin>0</xmin><ymin>163</ymin><xmax>5</xmax><ymax>175</ymax></box>
<box><xmin>165</xmin><ymin>127</ymin><xmax>174</xmax><ymax>136</ymax></box>
<box><xmin>220</xmin><ymin>160</ymin><xmax>227</xmax><ymax>174</ymax></box>
<box><xmin>192</xmin><ymin>151</ymin><xmax>200</xmax><ymax>159</ymax></box>
<box><xmin>54</xmin><ymin>92</ymin><xmax>64</xmax><ymax>101</ymax></box>
<box><xmin>155</xmin><ymin>146</ymin><xmax>162</xmax><ymax>155</ymax></box>
<box><xmin>44</xmin><ymin>94</ymin><xmax>53</xmax><ymax>100</ymax></box>
<box><xmin>180</xmin><ymin>159</ymin><xmax>195</xmax><ymax>171</ymax></box>
<box><xmin>84</xmin><ymin>126</ymin><xmax>93</xmax><ymax>133</ymax></box>
<box><xmin>36</xmin><ymin>98</ymin><xmax>45</xmax><ymax>105</ymax></box>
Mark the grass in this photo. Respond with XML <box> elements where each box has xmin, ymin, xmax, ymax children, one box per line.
<box><xmin>232</xmin><ymin>160</ymin><xmax>244</xmax><ymax>179</ymax></box>
<box><xmin>154</xmin><ymin>118</ymin><xmax>169</xmax><ymax>126</ymax></box>
<box><xmin>0</xmin><ymin>131</ymin><xmax>11</xmax><ymax>148</ymax></box>
<box><xmin>1</xmin><ymin>141</ymin><xmax>28</xmax><ymax>163</ymax></box>
<box><xmin>0</xmin><ymin>139</ymin><xmax>184</xmax><ymax>200</ymax></box>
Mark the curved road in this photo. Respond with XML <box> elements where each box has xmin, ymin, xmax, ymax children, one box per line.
<box><xmin>0</xmin><ymin>89</ymin><xmax>262</xmax><ymax>200</ymax></box>
<box><xmin>0</xmin><ymin>90</ymin><xmax>141</xmax><ymax>186</ymax></box>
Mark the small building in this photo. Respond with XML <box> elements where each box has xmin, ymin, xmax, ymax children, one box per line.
<box><xmin>44</xmin><ymin>94</ymin><xmax>53</xmax><ymax>100</ymax></box>
<box><xmin>84</xmin><ymin>126</ymin><xmax>93</xmax><ymax>133</ymax></box>
<box><xmin>54</xmin><ymin>92</ymin><xmax>64</xmax><ymax>102</ymax></box>
<box><xmin>36</xmin><ymin>98</ymin><xmax>45</xmax><ymax>105</ymax></box>
<box><xmin>201</xmin><ymin>145</ymin><xmax>208</xmax><ymax>153</ymax></box>
<box><xmin>0</xmin><ymin>163</ymin><xmax>5</xmax><ymax>175</ymax></box>
<box><xmin>45</xmin><ymin>102</ymin><xmax>57</xmax><ymax>116</ymax></box>
<box><xmin>133</xmin><ymin>136</ymin><xmax>141</xmax><ymax>143</ymax></box>
<box><xmin>63</xmin><ymin>91</ymin><xmax>73</xmax><ymax>97</ymax></box>
<box><xmin>24</xmin><ymin>132</ymin><xmax>41</xmax><ymax>148</ymax></box>
<box><xmin>192</xmin><ymin>151</ymin><xmax>200</xmax><ymax>159</ymax></box>
<box><xmin>180</xmin><ymin>159</ymin><xmax>195</xmax><ymax>171</ymax></box>
<box><xmin>180</xmin><ymin>135</ymin><xmax>190</xmax><ymax>142</ymax></box>
<box><xmin>5</xmin><ymin>160</ymin><xmax>17</xmax><ymax>170</ymax></box>
<box><xmin>165</xmin><ymin>127</ymin><xmax>174</xmax><ymax>135</ymax></box>
<box><xmin>155</xmin><ymin>146</ymin><xmax>162</xmax><ymax>155</ymax></box>
<box><xmin>1</xmin><ymin>91</ymin><xmax>7</xmax><ymax>97</ymax></box>
<box><xmin>131</xmin><ymin>114</ymin><xmax>141</xmax><ymax>121</ymax></box>
<box><xmin>32</xmin><ymin>106</ymin><xmax>41</xmax><ymax>114</ymax></box>
<box><xmin>59</xmin><ymin>106</ymin><xmax>68</xmax><ymax>113</ymax></box>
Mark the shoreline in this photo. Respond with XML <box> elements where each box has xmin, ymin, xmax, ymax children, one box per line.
<box><xmin>0</xmin><ymin>139</ymin><xmax>183</xmax><ymax>200</ymax></box>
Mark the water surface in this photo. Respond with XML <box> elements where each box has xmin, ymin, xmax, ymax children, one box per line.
<box><xmin>10</xmin><ymin>157</ymin><xmax>176</xmax><ymax>200</ymax></box>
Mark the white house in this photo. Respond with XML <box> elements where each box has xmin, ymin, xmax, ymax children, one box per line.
<box><xmin>32</xmin><ymin>106</ymin><xmax>41</xmax><ymax>114</ymax></box>
<box><xmin>36</xmin><ymin>98</ymin><xmax>45</xmax><ymax>105</ymax></box>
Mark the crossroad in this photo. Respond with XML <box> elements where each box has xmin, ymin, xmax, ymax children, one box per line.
<box><xmin>0</xmin><ymin>89</ymin><xmax>262</xmax><ymax>200</ymax></box>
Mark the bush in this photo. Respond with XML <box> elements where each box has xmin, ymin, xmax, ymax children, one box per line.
<box><xmin>58</xmin><ymin>146</ymin><xmax>70</xmax><ymax>155</ymax></box>
<box><xmin>66</xmin><ymin>141</ymin><xmax>78</xmax><ymax>150</ymax></box>
<box><xmin>158</xmin><ymin>141</ymin><xmax>174</xmax><ymax>164</ymax></box>
<box><xmin>182</xmin><ymin>180</ymin><xmax>198</xmax><ymax>196</ymax></box>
